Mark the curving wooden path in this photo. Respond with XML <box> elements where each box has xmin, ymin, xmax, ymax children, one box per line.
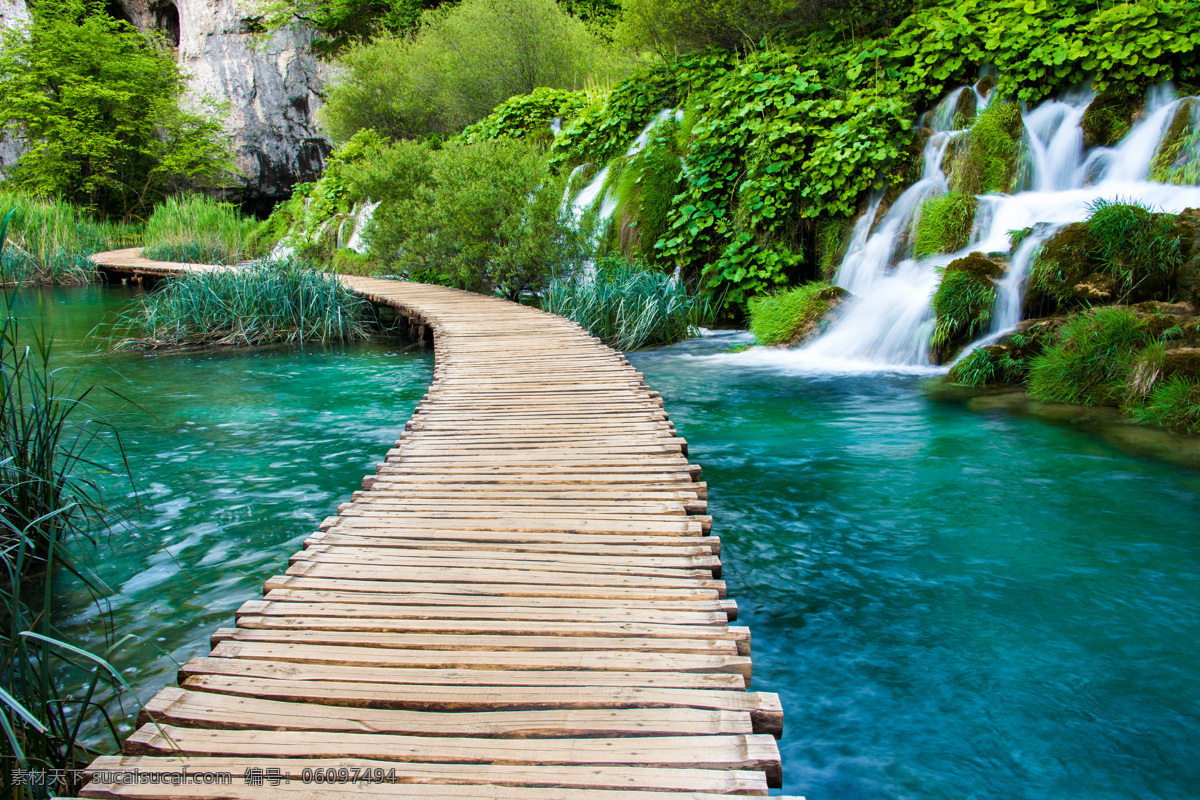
<box><xmin>73</xmin><ymin>250</ymin><xmax>797</xmax><ymax>799</ymax></box>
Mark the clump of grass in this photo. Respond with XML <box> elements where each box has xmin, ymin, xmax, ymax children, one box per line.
<box><xmin>748</xmin><ymin>281</ymin><xmax>846</xmax><ymax>346</ymax></box>
<box><xmin>542</xmin><ymin>258</ymin><xmax>716</xmax><ymax>351</ymax></box>
<box><xmin>1</xmin><ymin>211</ymin><xmax>144</xmax><ymax>795</ymax></box>
<box><xmin>1086</xmin><ymin>198</ymin><xmax>1182</xmax><ymax>297</ymax></box>
<box><xmin>816</xmin><ymin>217</ymin><xmax>851</xmax><ymax>281</ymax></box>
<box><xmin>114</xmin><ymin>260</ymin><xmax>375</xmax><ymax>348</ymax></box>
<box><xmin>1132</xmin><ymin>375</ymin><xmax>1200</xmax><ymax>433</ymax></box>
<box><xmin>1028</xmin><ymin>307</ymin><xmax>1151</xmax><ymax>406</ymax></box>
<box><xmin>142</xmin><ymin>195</ymin><xmax>263</xmax><ymax>265</ymax></box>
<box><xmin>912</xmin><ymin>192</ymin><xmax>977</xmax><ymax>259</ymax></box>
<box><xmin>946</xmin><ymin>100</ymin><xmax>1022</xmax><ymax>195</ymax></box>
<box><xmin>931</xmin><ymin>252</ymin><xmax>1002</xmax><ymax>362</ymax></box>
<box><xmin>0</xmin><ymin>192</ymin><xmax>140</xmax><ymax>285</ymax></box>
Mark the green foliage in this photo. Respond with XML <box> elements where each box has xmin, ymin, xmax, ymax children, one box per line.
<box><xmin>260</xmin><ymin>0</ymin><xmax>448</xmax><ymax>53</ymax></box>
<box><xmin>541</xmin><ymin>257</ymin><xmax>716</xmax><ymax>350</ymax></box>
<box><xmin>884</xmin><ymin>0</ymin><xmax>1200</xmax><ymax>105</ymax></box>
<box><xmin>945</xmin><ymin>100</ymin><xmax>1021</xmax><ymax>195</ymax></box>
<box><xmin>461</xmin><ymin>88</ymin><xmax>593</xmax><ymax>144</ymax></box>
<box><xmin>1028</xmin><ymin>307</ymin><xmax>1152</xmax><ymax>406</ymax></box>
<box><xmin>373</xmin><ymin>138</ymin><xmax>589</xmax><ymax>299</ymax></box>
<box><xmin>913</xmin><ymin>192</ymin><xmax>977</xmax><ymax>259</ymax></box>
<box><xmin>748</xmin><ymin>280</ymin><xmax>844</xmax><ymax>345</ymax></box>
<box><xmin>0</xmin><ymin>193</ymin><xmax>141</xmax><ymax>285</ymax></box>
<box><xmin>321</xmin><ymin>0</ymin><xmax>617</xmax><ymax>142</ymax></box>
<box><xmin>0</xmin><ymin>0</ymin><xmax>235</xmax><ymax>220</ymax></box>
<box><xmin>702</xmin><ymin>235</ymin><xmax>802</xmax><ymax>310</ymax></box>
<box><xmin>930</xmin><ymin>252</ymin><xmax>1001</xmax><ymax>361</ymax></box>
<box><xmin>816</xmin><ymin>217</ymin><xmax>851</xmax><ymax>280</ymax></box>
<box><xmin>142</xmin><ymin>196</ymin><xmax>263</xmax><ymax>265</ymax></box>
<box><xmin>1132</xmin><ymin>374</ymin><xmax>1200</xmax><ymax>433</ymax></box>
<box><xmin>114</xmin><ymin>261</ymin><xmax>375</xmax><ymax>347</ymax></box>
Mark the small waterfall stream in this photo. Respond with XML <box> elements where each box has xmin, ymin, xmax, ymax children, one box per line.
<box><xmin>776</xmin><ymin>83</ymin><xmax>1200</xmax><ymax>372</ymax></box>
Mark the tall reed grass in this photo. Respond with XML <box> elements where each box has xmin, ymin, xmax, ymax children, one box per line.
<box><xmin>0</xmin><ymin>193</ymin><xmax>141</xmax><ymax>286</ymax></box>
<box><xmin>141</xmin><ymin>195</ymin><xmax>263</xmax><ymax>266</ymax></box>
<box><xmin>1</xmin><ymin>211</ymin><xmax>143</xmax><ymax>798</ymax></box>
<box><xmin>542</xmin><ymin>259</ymin><xmax>716</xmax><ymax>351</ymax></box>
<box><xmin>114</xmin><ymin>260</ymin><xmax>375</xmax><ymax>348</ymax></box>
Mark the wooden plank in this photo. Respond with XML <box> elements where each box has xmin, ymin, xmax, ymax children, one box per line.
<box><xmin>180</xmin><ymin>676</ymin><xmax>782</xmax><ymax>736</ymax></box>
<box><xmin>206</xmin><ymin>641</ymin><xmax>753</xmax><ymax>679</ymax></box>
<box><xmin>211</xmin><ymin>627</ymin><xmax>740</xmax><ymax>656</ymax></box>
<box><xmin>84</xmin><ymin>755</ymin><xmax>769</xmax><ymax>795</ymax></box>
<box><xmin>139</xmin><ymin>687</ymin><xmax>754</xmax><ymax>738</ymax></box>
<box><xmin>122</xmin><ymin>724</ymin><xmax>783</xmax><ymax>785</ymax></box>
<box><xmin>178</xmin><ymin>658</ymin><xmax>748</xmax><ymax>691</ymax></box>
<box><xmin>238</xmin><ymin>599</ymin><xmax>729</xmax><ymax>626</ymax></box>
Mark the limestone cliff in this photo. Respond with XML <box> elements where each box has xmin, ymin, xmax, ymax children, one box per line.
<box><xmin>2</xmin><ymin>0</ymin><xmax>331</xmax><ymax>210</ymax></box>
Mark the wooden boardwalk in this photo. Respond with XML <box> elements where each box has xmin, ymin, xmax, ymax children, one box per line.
<box><xmin>74</xmin><ymin>250</ymin><xmax>797</xmax><ymax>799</ymax></box>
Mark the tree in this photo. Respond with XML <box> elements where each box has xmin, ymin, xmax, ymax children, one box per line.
<box><xmin>321</xmin><ymin>0</ymin><xmax>618</xmax><ymax>142</ymax></box>
<box><xmin>0</xmin><ymin>0</ymin><xmax>235</xmax><ymax>219</ymax></box>
<box><xmin>258</xmin><ymin>0</ymin><xmax>449</xmax><ymax>54</ymax></box>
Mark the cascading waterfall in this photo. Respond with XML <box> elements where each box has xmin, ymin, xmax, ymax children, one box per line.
<box><xmin>763</xmin><ymin>82</ymin><xmax>1200</xmax><ymax>372</ymax></box>
<box><xmin>562</xmin><ymin>109</ymin><xmax>683</xmax><ymax>274</ymax></box>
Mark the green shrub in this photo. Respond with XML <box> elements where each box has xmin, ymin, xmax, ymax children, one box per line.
<box><xmin>375</xmin><ymin>138</ymin><xmax>589</xmax><ymax>299</ymax></box>
<box><xmin>0</xmin><ymin>193</ymin><xmax>141</xmax><ymax>285</ymax></box>
<box><xmin>945</xmin><ymin>100</ymin><xmax>1022</xmax><ymax>195</ymax></box>
<box><xmin>541</xmin><ymin>258</ymin><xmax>716</xmax><ymax>350</ymax></box>
<box><xmin>1028</xmin><ymin>307</ymin><xmax>1151</xmax><ymax>406</ymax></box>
<box><xmin>913</xmin><ymin>192</ymin><xmax>977</xmax><ymax>259</ymax></box>
<box><xmin>1132</xmin><ymin>375</ymin><xmax>1200</xmax><ymax>433</ymax></box>
<box><xmin>930</xmin><ymin>252</ymin><xmax>1002</xmax><ymax>362</ymax></box>
<box><xmin>0</xmin><ymin>0</ymin><xmax>234</xmax><ymax>220</ymax></box>
<box><xmin>113</xmin><ymin>261</ymin><xmax>375</xmax><ymax>348</ymax></box>
<box><xmin>748</xmin><ymin>281</ymin><xmax>845</xmax><ymax>346</ymax></box>
<box><xmin>321</xmin><ymin>0</ymin><xmax>617</xmax><ymax>142</ymax></box>
<box><xmin>461</xmin><ymin>88</ymin><xmax>593</xmax><ymax>144</ymax></box>
<box><xmin>142</xmin><ymin>195</ymin><xmax>262</xmax><ymax>265</ymax></box>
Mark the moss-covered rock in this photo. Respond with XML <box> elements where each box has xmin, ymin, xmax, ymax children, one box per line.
<box><xmin>613</xmin><ymin>117</ymin><xmax>684</xmax><ymax>265</ymax></box>
<box><xmin>1174</xmin><ymin>208</ymin><xmax>1200</xmax><ymax>306</ymax></box>
<box><xmin>944</xmin><ymin>100</ymin><xmax>1022</xmax><ymax>195</ymax></box>
<box><xmin>947</xmin><ymin>315</ymin><xmax>1062</xmax><ymax>386</ymax></box>
<box><xmin>931</xmin><ymin>253</ymin><xmax>1004</xmax><ymax>363</ymax></box>
<box><xmin>748</xmin><ymin>282</ymin><xmax>849</xmax><ymax>346</ymax></box>
<box><xmin>1029</xmin><ymin>203</ymin><xmax>1186</xmax><ymax>312</ymax></box>
<box><xmin>913</xmin><ymin>192</ymin><xmax>978</xmax><ymax>258</ymax></box>
<box><xmin>1080</xmin><ymin>89</ymin><xmax>1143</xmax><ymax>148</ymax></box>
<box><xmin>816</xmin><ymin>216</ymin><xmax>855</xmax><ymax>281</ymax></box>
<box><xmin>1150</xmin><ymin>97</ymin><xmax>1199</xmax><ymax>184</ymax></box>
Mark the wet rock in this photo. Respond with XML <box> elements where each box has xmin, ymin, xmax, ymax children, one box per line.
<box><xmin>1080</xmin><ymin>89</ymin><xmax>1143</xmax><ymax>148</ymax></box>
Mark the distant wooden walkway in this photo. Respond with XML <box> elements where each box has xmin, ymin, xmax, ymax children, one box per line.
<box><xmin>74</xmin><ymin>249</ymin><xmax>797</xmax><ymax>799</ymax></box>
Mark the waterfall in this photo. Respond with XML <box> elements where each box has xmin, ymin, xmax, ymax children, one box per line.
<box><xmin>561</xmin><ymin>109</ymin><xmax>683</xmax><ymax>274</ymax></box>
<box><xmin>773</xmin><ymin>82</ymin><xmax>1200</xmax><ymax>372</ymax></box>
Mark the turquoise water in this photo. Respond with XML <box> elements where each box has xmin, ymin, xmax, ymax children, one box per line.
<box><xmin>15</xmin><ymin>288</ymin><xmax>1200</xmax><ymax>798</ymax></box>
<box><xmin>9</xmin><ymin>285</ymin><xmax>432</xmax><ymax>736</ymax></box>
<box><xmin>629</xmin><ymin>333</ymin><xmax>1200</xmax><ymax>800</ymax></box>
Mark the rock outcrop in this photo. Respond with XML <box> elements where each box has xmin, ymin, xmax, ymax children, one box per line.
<box><xmin>2</xmin><ymin>0</ymin><xmax>331</xmax><ymax>211</ymax></box>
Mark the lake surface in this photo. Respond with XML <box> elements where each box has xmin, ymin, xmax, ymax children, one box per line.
<box><xmin>18</xmin><ymin>287</ymin><xmax>1200</xmax><ymax>799</ymax></box>
<box><xmin>630</xmin><ymin>332</ymin><xmax>1200</xmax><ymax>800</ymax></box>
